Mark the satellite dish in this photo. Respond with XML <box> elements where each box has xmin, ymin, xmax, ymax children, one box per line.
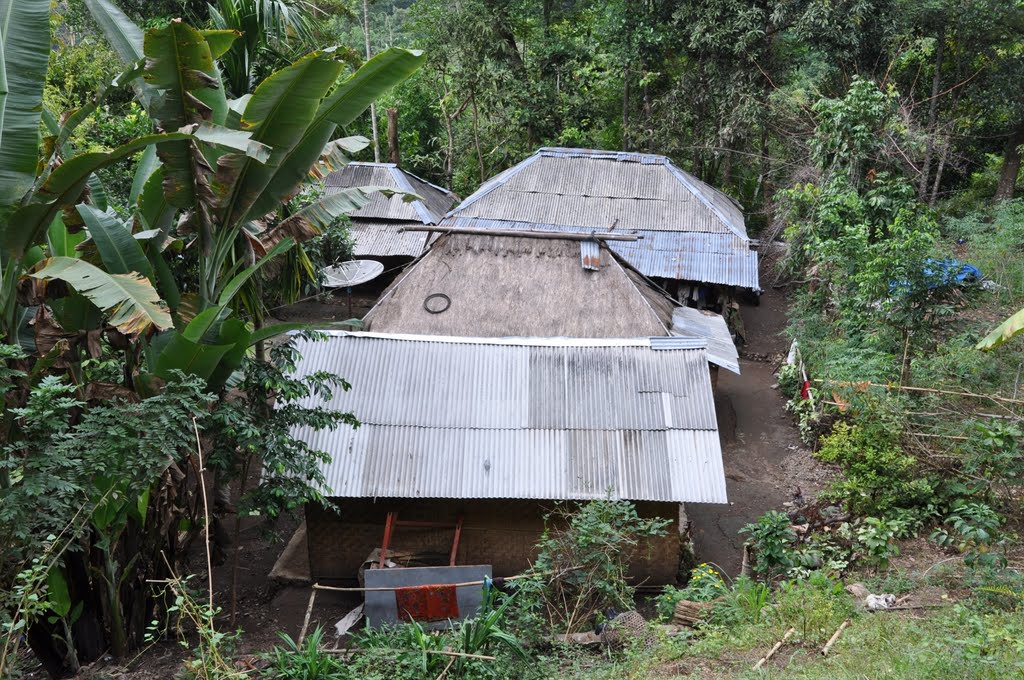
<box><xmin>322</xmin><ymin>260</ymin><xmax>384</xmax><ymax>288</ymax></box>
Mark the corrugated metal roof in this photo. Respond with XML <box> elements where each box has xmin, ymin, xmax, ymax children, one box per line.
<box><xmin>444</xmin><ymin>148</ymin><xmax>758</xmax><ymax>288</ymax></box>
<box><xmin>669</xmin><ymin>307</ymin><xmax>740</xmax><ymax>375</ymax></box>
<box><xmin>349</xmin><ymin>220</ymin><xmax>429</xmax><ymax>258</ymax></box>
<box><xmin>323</xmin><ymin>162</ymin><xmax>457</xmax><ymax>225</ymax></box>
<box><xmin>442</xmin><ymin>217</ymin><xmax>759</xmax><ymax>289</ymax></box>
<box><xmin>289</xmin><ymin>332</ymin><xmax>727</xmax><ymax>503</ymax></box>
<box><xmin>611</xmin><ymin>231</ymin><xmax>759</xmax><ymax>290</ymax></box>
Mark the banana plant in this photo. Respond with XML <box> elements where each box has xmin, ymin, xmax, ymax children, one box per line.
<box><xmin>0</xmin><ymin>0</ymin><xmax>276</xmax><ymax>350</ymax></box>
<box><xmin>81</xmin><ymin>2</ymin><xmax>424</xmax><ymax>388</ymax></box>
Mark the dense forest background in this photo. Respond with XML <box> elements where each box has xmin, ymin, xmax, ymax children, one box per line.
<box><xmin>53</xmin><ymin>0</ymin><xmax>1024</xmax><ymax>231</ymax></box>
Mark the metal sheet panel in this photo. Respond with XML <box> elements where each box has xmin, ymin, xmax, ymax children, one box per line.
<box><xmin>442</xmin><ymin>217</ymin><xmax>759</xmax><ymax>290</ymax></box>
<box><xmin>288</xmin><ymin>332</ymin><xmax>727</xmax><ymax>503</ymax></box>
<box><xmin>670</xmin><ymin>307</ymin><xmax>741</xmax><ymax>374</ymax></box>
<box><xmin>324</xmin><ymin>163</ymin><xmax>456</xmax><ymax>225</ymax></box>
<box><xmin>449</xmin><ymin>147</ymin><xmax>751</xmax><ymax>241</ymax></box>
<box><xmin>350</xmin><ymin>220</ymin><xmax>429</xmax><ymax>257</ymax></box>
<box><xmin>298</xmin><ymin>424</ymin><xmax>727</xmax><ymax>503</ymax></box>
<box><xmin>364</xmin><ymin>566</ymin><xmax>491</xmax><ymax>630</ymax></box>
<box><xmin>580</xmin><ymin>240</ymin><xmax>601</xmax><ymax>270</ymax></box>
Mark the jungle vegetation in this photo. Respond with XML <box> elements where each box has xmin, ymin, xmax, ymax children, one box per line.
<box><xmin>2</xmin><ymin>0</ymin><xmax>1024</xmax><ymax>678</ymax></box>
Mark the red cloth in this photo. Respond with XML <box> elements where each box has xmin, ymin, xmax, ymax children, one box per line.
<box><xmin>800</xmin><ymin>379</ymin><xmax>811</xmax><ymax>400</ymax></box>
<box><xmin>394</xmin><ymin>584</ymin><xmax>460</xmax><ymax>622</ymax></box>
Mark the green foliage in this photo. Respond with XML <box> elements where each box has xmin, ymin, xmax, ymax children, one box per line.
<box><xmin>511</xmin><ymin>500</ymin><xmax>669</xmax><ymax>635</ymax></box>
<box><xmin>711</xmin><ymin>576</ymin><xmax>771</xmax><ymax>627</ymax></box>
<box><xmin>946</xmin><ymin>603</ymin><xmax>1024</xmax><ymax>669</ymax></box>
<box><xmin>681</xmin><ymin>563</ymin><xmax>729</xmax><ymax>602</ymax></box>
<box><xmin>963</xmin><ymin>421</ymin><xmax>1024</xmax><ymax>484</ymax></box>
<box><xmin>855</xmin><ymin>517</ymin><xmax>902</xmax><ymax>568</ymax></box>
<box><xmin>809</xmin><ymin>77</ymin><xmax>897</xmax><ymax>179</ymax></box>
<box><xmin>304</xmin><ymin>217</ymin><xmax>356</xmax><ymax>271</ymax></box>
<box><xmin>152</xmin><ymin>571</ymin><xmax>244</xmax><ymax>679</ymax></box>
<box><xmin>930</xmin><ymin>501</ymin><xmax>1007</xmax><ymax>568</ymax></box>
<box><xmin>776</xmin><ymin>363</ymin><xmax>802</xmax><ymax>401</ymax></box>
<box><xmin>264</xmin><ymin>626</ymin><xmax>344</xmax><ymax>680</ymax></box>
<box><xmin>341</xmin><ymin>589</ymin><xmax>529</xmax><ymax>680</ymax></box>
<box><xmin>655</xmin><ymin>563</ymin><xmax>727</xmax><ymax>621</ymax></box>
<box><xmin>769</xmin><ymin>573</ymin><xmax>854</xmax><ymax>644</ymax></box>
<box><xmin>0</xmin><ymin>371</ymin><xmax>213</xmax><ymax>562</ymax></box>
<box><xmin>815</xmin><ymin>422</ymin><xmax>933</xmax><ymax>515</ymax></box>
<box><xmin>740</xmin><ymin>511</ymin><xmax>797</xmax><ymax>580</ymax></box>
<box><xmin>209</xmin><ymin>332</ymin><xmax>357</xmax><ymax>523</ymax></box>
<box><xmin>209</xmin><ymin>0</ymin><xmax>320</xmax><ymax>97</ymax></box>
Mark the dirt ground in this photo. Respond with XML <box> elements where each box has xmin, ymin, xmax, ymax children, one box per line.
<box><xmin>687</xmin><ymin>284</ymin><xmax>831</xmax><ymax>576</ymax></box>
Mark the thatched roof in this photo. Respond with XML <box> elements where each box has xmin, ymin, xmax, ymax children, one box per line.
<box><xmin>364</xmin><ymin>234</ymin><xmax>674</xmax><ymax>338</ymax></box>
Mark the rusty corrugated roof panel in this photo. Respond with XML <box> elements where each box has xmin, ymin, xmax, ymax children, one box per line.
<box><xmin>580</xmin><ymin>240</ymin><xmax>601</xmax><ymax>271</ymax></box>
<box><xmin>445</xmin><ymin>148</ymin><xmax>758</xmax><ymax>289</ymax></box>
<box><xmin>288</xmin><ymin>332</ymin><xmax>727</xmax><ymax>503</ymax></box>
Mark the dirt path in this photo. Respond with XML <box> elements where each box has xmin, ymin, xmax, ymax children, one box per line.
<box><xmin>687</xmin><ymin>286</ymin><xmax>829</xmax><ymax>576</ymax></box>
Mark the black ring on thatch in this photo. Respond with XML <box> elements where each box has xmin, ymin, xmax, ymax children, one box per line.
<box><xmin>424</xmin><ymin>293</ymin><xmax>451</xmax><ymax>314</ymax></box>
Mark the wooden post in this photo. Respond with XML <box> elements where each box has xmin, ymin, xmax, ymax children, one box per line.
<box><xmin>387</xmin><ymin>108</ymin><xmax>400</xmax><ymax>165</ymax></box>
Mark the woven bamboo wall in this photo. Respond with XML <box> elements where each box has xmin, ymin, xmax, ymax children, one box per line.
<box><xmin>305</xmin><ymin>499</ymin><xmax>681</xmax><ymax>584</ymax></box>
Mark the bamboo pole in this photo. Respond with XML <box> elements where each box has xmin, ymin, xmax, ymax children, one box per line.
<box><xmin>321</xmin><ymin>648</ymin><xmax>496</xmax><ymax>661</ymax></box>
<box><xmin>397</xmin><ymin>226</ymin><xmax>642</xmax><ymax>242</ymax></box>
<box><xmin>311</xmin><ymin>569</ymin><xmax>552</xmax><ymax>593</ymax></box>
<box><xmin>817</xmin><ymin>379</ymin><xmax>1024</xmax><ymax>406</ymax></box>
<box><xmin>753</xmin><ymin>627</ymin><xmax>795</xmax><ymax>670</ymax></box>
<box><xmin>297</xmin><ymin>587</ymin><xmax>318</xmax><ymax>646</ymax></box>
<box><xmin>820</xmin><ymin>620</ymin><xmax>850</xmax><ymax>656</ymax></box>
<box><xmin>435</xmin><ymin>656</ymin><xmax>457</xmax><ymax>680</ymax></box>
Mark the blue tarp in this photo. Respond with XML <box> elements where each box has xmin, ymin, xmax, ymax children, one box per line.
<box><xmin>890</xmin><ymin>258</ymin><xmax>981</xmax><ymax>295</ymax></box>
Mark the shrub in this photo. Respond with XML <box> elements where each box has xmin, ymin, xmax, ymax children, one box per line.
<box><xmin>856</xmin><ymin>517</ymin><xmax>902</xmax><ymax>568</ymax></box>
<box><xmin>740</xmin><ymin>511</ymin><xmax>797</xmax><ymax>580</ymax></box>
<box><xmin>655</xmin><ymin>564</ymin><xmax>727</xmax><ymax>621</ymax></box>
<box><xmin>815</xmin><ymin>422</ymin><xmax>934</xmax><ymax>515</ymax></box>
<box><xmin>511</xmin><ymin>501</ymin><xmax>669</xmax><ymax>635</ymax></box>
<box><xmin>776</xmin><ymin>363</ymin><xmax>802</xmax><ymax>400</ymax></box>
<box><xmin>769</xmin><ymin>573</ymin><xmax>854</xmax><ymax>643</ymax></box>
<box><xmin>680</xmin><ymin>563</ymin><xmax>728</xmax><ymax>602</ymax></box>
<box><xmin>930</xmin><ymin>501</ymin><xmax>1008</xmax><ymax>568</ymax></box>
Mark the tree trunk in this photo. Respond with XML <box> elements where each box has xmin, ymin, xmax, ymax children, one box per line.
<box><xmin>471</xmin><ymin>94</ymin><xmax>485</xmax><ymax>183</ymax></box>
<box><xmin>929</xmin><ymin>136</ymin><xmax>948</xmax><ymax>208</ymax></box>
<box><xmin>622</xmin><ymin>66</ymin><xmax>630</xmax><ymax>150</ymax></box>
<box><xmin>918</xmin><ymin>26</ymin><xmax>944</xmax><ymax>200</ymax></box>
<box><xmin>362</xmin><ymin>0</ymin><xmax>380</xmax><ymax>162</ymax></box>
<box><xmin>386</xmin><ymin>108</ymin><xmax>400</xmax><ymax>165</ymax></box>
<box><xmin>996</xmin><ymin>123</ymin><xmax>1024</xmax><ymax>201</ymax></box>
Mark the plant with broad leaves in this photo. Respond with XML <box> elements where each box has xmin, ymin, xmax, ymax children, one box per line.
<box><xmin>856</xmin><ymin>517</ymin><xmax>902</xmax><ymax>569</ymax></box>
<box><xmin>740</xmin><ymin>511</ymin><xmax>797</xmax><ymax>580</ymax></box>
<box><xmin>930</xmin><ymin>501</ymin><xmax>1008</xmax><ymax>568</ymax></box>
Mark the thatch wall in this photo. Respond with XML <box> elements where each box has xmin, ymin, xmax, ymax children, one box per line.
<box><xmin>305</xmin><ymin>499</ymin><xmax>682</xmax><ymax>585</ymax></box>
<box><xmin>364</xmin><ymin>234</ymin><xmax>674</xmax><ymax>338</ymax></box>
